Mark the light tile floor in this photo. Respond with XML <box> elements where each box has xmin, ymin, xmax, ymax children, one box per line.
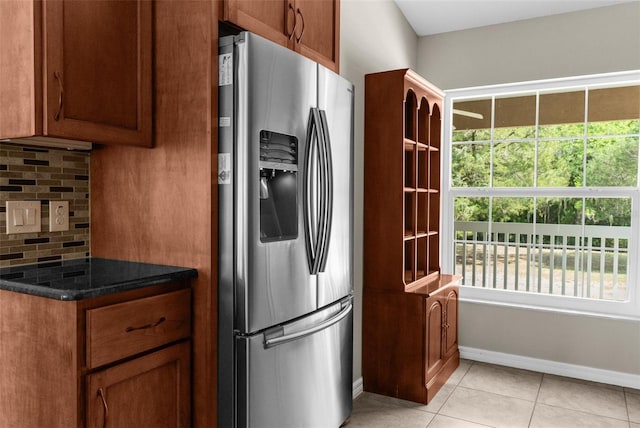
<box><xmin>350</xmin><ymin>360</ymin><xmax>640</xmax><ymax>428</ymax></box>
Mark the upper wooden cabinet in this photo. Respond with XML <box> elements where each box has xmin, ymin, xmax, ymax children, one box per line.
<box><xmin>364</xmin><ymin>69</ymin><xmax>445</xmax><ymax>294</ymax></box>
<box><xmin>0</xmin><ymin>0</ymin><xmax>152</xmax><ymax>147</ymax></box>
<box><xmin>221</xmin><ymin>0</ymin><xmax>340</xmax><ymax>72</ymax></box>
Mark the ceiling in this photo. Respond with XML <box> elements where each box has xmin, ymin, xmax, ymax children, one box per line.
<box><xmin>393</xmin><ymin>0</ymin><xmax>635</xmax><ymax>36</ymax></box>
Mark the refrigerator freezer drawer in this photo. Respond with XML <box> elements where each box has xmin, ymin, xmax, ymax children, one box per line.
<box><xmin>236</xmin><ymin>299</ymin><xmax>353</xmax><ymax>428</ymax></box>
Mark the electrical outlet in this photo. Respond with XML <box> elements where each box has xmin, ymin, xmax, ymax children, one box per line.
<box><xmin>6</xmin><ymin>201</ymin><xmax>41</xmax><ymax>234</ymax></box>
<box><xmin>49</xmin><ymin>201</ymin><xmax>69</xmax><ymax>232</ymax></box>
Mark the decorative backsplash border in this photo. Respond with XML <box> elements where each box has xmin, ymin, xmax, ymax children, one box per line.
<box><xmin>0</xmin><ymin>142</ymin><xmax>90</xmax><ymax>267</ymax></box>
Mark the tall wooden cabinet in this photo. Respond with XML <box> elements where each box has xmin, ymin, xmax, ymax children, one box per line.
<box><xmin>363</xmin><ymin>69</ymin><xmax>460</xmax><ymax>404</ymax></box>
<box><xmin>0</xmin><ymin>0</ymin><xmax>152</xmax><ymax>147</ymax></box>
<box><xmin>220</xmin><ymin>0</ymin><xmax>339</xmax><ymax>72</ymax></box>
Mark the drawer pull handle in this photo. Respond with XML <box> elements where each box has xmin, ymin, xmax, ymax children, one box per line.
<box><xmin>98</xmin><ymin>387</ymin><xmax>109</xmax><ymax>428</ymax></box>
<box><xmin>125</xmin><ymin>316</ymin><xmax>166</xmax><ymax>333</ymax></box>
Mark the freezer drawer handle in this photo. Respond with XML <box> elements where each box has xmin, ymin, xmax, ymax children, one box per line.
<box><xmin>263</xmin><ymin>302</ymin><xmax>352</xmax><ymax>348</ymax></box>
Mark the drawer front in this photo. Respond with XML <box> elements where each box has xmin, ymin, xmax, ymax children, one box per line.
<box><xmin>86</xmin><ymin>289</ymin><xmax>191</xmax><ymax>369</ymax></box>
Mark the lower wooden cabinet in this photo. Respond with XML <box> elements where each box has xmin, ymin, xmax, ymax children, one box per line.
<box><xmin>425</xmin><ymin>285</ymin><xmax>459</xmax><ymax>401</ymax></box>
<box><xmin>363</xmin><ymin>281</ymin><xmax>459</xmax><ymax>404</ymax></box>
<box><xmin>86</xmin><ymin>342</ymin><xmax>190</xmax><ymax>428</ymax></box>
<box><xmin>0</xmin><ymin>282</ymin><xmax>191</xmax><ymax>428</ymax></box>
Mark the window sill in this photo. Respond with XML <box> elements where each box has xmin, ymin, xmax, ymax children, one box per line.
<box><xmin>459</xmin><ymin>285</ymin><xmax>640</xmax><ymax>322</ymax></box>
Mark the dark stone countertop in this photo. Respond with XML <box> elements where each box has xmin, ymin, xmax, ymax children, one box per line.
<box><xmin>0</xmin><ymin>257</ymin><xmax>198</xmax><ymax>301</ymax></box>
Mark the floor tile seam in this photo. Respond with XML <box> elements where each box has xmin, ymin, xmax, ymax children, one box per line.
<box><xmin>453</xmin><ymin>384</ymin><xmax>538</xmax><ymax>404</ymax></box>
<box><xmin>625</xmin><ymin>390</ymin><xmax>635</xmax><ymax>424</ymax></box>
<box><xmin>428</xmin><ymin>413</ymin><xmax>496</xmax><ymax>428</ymax></box>
<box><xmin>527</xmin><ymin>401</ymin><xmax>540</xmax><ymax>427</ymax></box>
<box><xmin>544</xmin><ymin>372</ymin><xmax>626</xmax><ymax>392</ymax></box>
<box><xmin>534</xmin><ymin>401</ymin><xmax>631</xmax><ymax>423</ymax></box>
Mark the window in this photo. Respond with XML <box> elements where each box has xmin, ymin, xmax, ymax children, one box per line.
<box><xmin>442</xmin><ymin>71</ymin><xmax>640</xmax><ymax>319</ymax></box>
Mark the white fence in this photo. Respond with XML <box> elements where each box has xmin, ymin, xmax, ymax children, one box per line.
<box><xmin>453</xmin><ymin>221</ymin><xmax>630</xmax><ymax>301</ymax></box>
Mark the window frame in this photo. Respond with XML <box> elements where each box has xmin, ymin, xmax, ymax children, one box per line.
<box><xmin>442</xmin><ymin>70</ymin><xmax>640</xmax><ymax>320</ymax></box>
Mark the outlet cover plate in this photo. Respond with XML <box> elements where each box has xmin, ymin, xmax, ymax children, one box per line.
<box><xmin>6</xmin><ymin>201</ymin><xmax>41</xmax><ymax>234</ymax></box>
<box><xmin>49</xmin><ymin>201</ymin><xmax>69</xmax><ymax>232</ymax></box>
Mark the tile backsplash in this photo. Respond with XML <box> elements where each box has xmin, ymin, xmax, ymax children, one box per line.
<box><xmin>0</xmin><ymin>142</ymin><xmax>90</xmax><ymax>267</ymax></box>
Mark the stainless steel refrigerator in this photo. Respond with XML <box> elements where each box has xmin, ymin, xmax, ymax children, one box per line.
<box><xmin>218</xmin><ymin>32</ymin><xmax>354</xmax><ymax>428</ymax></box>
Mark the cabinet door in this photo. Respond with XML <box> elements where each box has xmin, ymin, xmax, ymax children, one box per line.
<box><xmin>292</xmin><ymin>0</ymin><xmax>339</xmax><ymax>71</ymax></box>
<box><xmin>425</xmin><ymin>296</ymin><xmax>444</xmax><ymax>382</ymax></box>
<box><xmin>222</xmin><ymin>0</ymin><xmax>290</xmax><ymax>47</ymax></box>
<box><xmin>86</xmin><ymin>342</ymin><xmax>190</xmax><ymax>428</ymax></box>
<box><xmin>44</xmin><ymin>0</ymin><xmax>152</xmax><ymax>146</ymax></box>
<box><xmin>443</xmin><ymin>288</ymin><xmax>459</xmax><ymax>358</ymax></box>
<box><xmin>0</xmin><ymin>1</ymin><xmax>40</xmax><ymax>139</ymax></box>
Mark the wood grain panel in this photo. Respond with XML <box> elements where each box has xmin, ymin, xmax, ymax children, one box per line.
<box><xmin>90</xmin><ymin>1</ymin><xmax>217</xmax><ymax>426</ymax></box>
<box><xmin>0</xmin><ymin>290</ymin><xmax>80</xmax><ymax>428</ymax></box>
<box><xmin>86</xmin><ymin>342</ymin><xmax>190</xmax><ymax>428</ymax></box>
<box><xmin>86</xmin><ymin>289</ymin><xmax>191</xmax><ymax>369</ymax></box>
<box><xmin>294</xmin><ymin>0</ymin><xmax>339</xmax><ymax>71</ymax></box>
<box><xmin>224</xmin><ymin>0</ymin><xmax>289</xmax><ymax>47</ymax></box>
<box><xmin>44</xmin><ymin>0</ymin><xmax>152</xmax><ymax>146</ymax></box>
<box><xmin>0</xmin><ymin>1</ymin><xmax>37</xmax><ymax>139</ymax></box>
<box><xmin>362</xmin><ymin>290</ymin><xmax>427</xmax><ymax>403</ymax></box>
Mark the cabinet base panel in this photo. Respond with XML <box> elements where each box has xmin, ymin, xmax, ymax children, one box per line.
<box><xmin>427</xmin><ymin>351</ymin><xmax>460</xmax><ymax>403</ymax></box>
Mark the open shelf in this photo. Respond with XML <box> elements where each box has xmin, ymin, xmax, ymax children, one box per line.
<box><xmin>404</xmin><ymin>192</ymin><xmax>416</xmax><ymax>237</ymax></box>
<box><xmin>404</xmin><ymin>90</ymin><xmax>417</xmax><ymax>141</ymax></box>
<box><xmin>364</xmin><ymin>68</ymin><xmax>446</xmax><ymax>291</ymax></box>
<box><xmin>405</xmin><ymin>147</ymin><xmax>415</xmax><ymax>188</ymax></box>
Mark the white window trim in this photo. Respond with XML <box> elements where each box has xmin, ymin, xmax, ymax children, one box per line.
<box><xmin>441</xmin><ymin>70</ymin><xmax>640</xmax><ymax>320</ymax></box>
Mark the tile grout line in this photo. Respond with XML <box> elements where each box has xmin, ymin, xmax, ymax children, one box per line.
<box><xmin>624</xmin><ymin>389</ymin><xmax>632</xmax><ymax>427</ymax></box>
<box><xmin>527</xmin><ymin>373</ymin><xmax>545</xmax><ymax>427</ymax></box>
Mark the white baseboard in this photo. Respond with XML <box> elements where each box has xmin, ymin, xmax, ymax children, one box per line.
<box><xmin>352</xmin><ymin>377</ymin><xmax>364</xmax><ymax>399</ymax></box>
<box><xmin>460</xmin><ymin>346</ymin><xmax>640</xmax><ymax>390</ymax></box>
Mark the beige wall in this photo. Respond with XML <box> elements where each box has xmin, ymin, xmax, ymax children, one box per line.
<box><xmin>461</xmin><ymin>302</ymin><xmax>640</xmax><ymax>375</ymax></box>
<box><xmin>417</xmin><ymin>2</ymin><xmax>640</xmax><ymax>378</ymax></box>
<box><xmin>417</xmin><ymin>2</ymin><xmax>640</xmax><ymax>89</ymax></box>
<box><xmin>340</xmin><ymin>0</ymin><xmax>417</xmax><ymax>382</ymax></box>
<box><xmin>342</xmin><ymin>1</ymin><xmax>640</xmax><ymax>384</ymax></box>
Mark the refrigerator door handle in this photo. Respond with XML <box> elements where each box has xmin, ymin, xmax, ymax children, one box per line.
<box><xmin>317</xmin><ymin>109</ymin><xmax>333</xmax><ymax>272</ymax></box>
<box><xmin>304</xmin><ymin>108</ymin><xmax>324</xmax><ymax>274</ymax></box>
<box><xmin>263</xmin><ymin>302</ymin><xmax>352</xmax><ymax>348</ymax></box>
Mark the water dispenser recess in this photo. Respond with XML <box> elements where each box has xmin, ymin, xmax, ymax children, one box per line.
<box><xmin>259</xmin><ymin>130</ymin><xmax>298</xmax><ymax>242</ymax></box>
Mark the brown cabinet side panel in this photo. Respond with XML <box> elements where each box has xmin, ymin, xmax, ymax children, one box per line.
<box><xmin>0</xmin><ymin>290</ymin><xmax>80</xmax><ymax>428</ymax></box>
<box><xmin>363</xmin><ymin>71</ymin><xmax>407</xmax><ymax>291</ymax></box>
<box><xmin>362</xmin><ymin>290</ymin><xmax>427</xmax><ymax>403</ymax></box>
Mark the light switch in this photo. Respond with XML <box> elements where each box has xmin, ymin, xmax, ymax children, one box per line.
<box><xmin>6</xmin><ymin>201</ymin><xmax>41</xmax><ymax>234</ymax></box>
<box><xmin>49</xmin><ymin>201</ymin><xmax>69</xmax><ymax>232</ymax></box>
<box><xmin>13</xmin><ymin>209</ymin><xmax>25</xmax><ymax>226</ymax></box>
<box><xmin>25</xmin><ymin>208</ymin><xmax>36</xmax><ymax>225</ymax></box>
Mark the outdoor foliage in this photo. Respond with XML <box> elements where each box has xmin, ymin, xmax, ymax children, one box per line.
<box><xmin>452</xmin><ymin>119</ymin><xmax>639</xmax><ymax>226</ymax></box>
